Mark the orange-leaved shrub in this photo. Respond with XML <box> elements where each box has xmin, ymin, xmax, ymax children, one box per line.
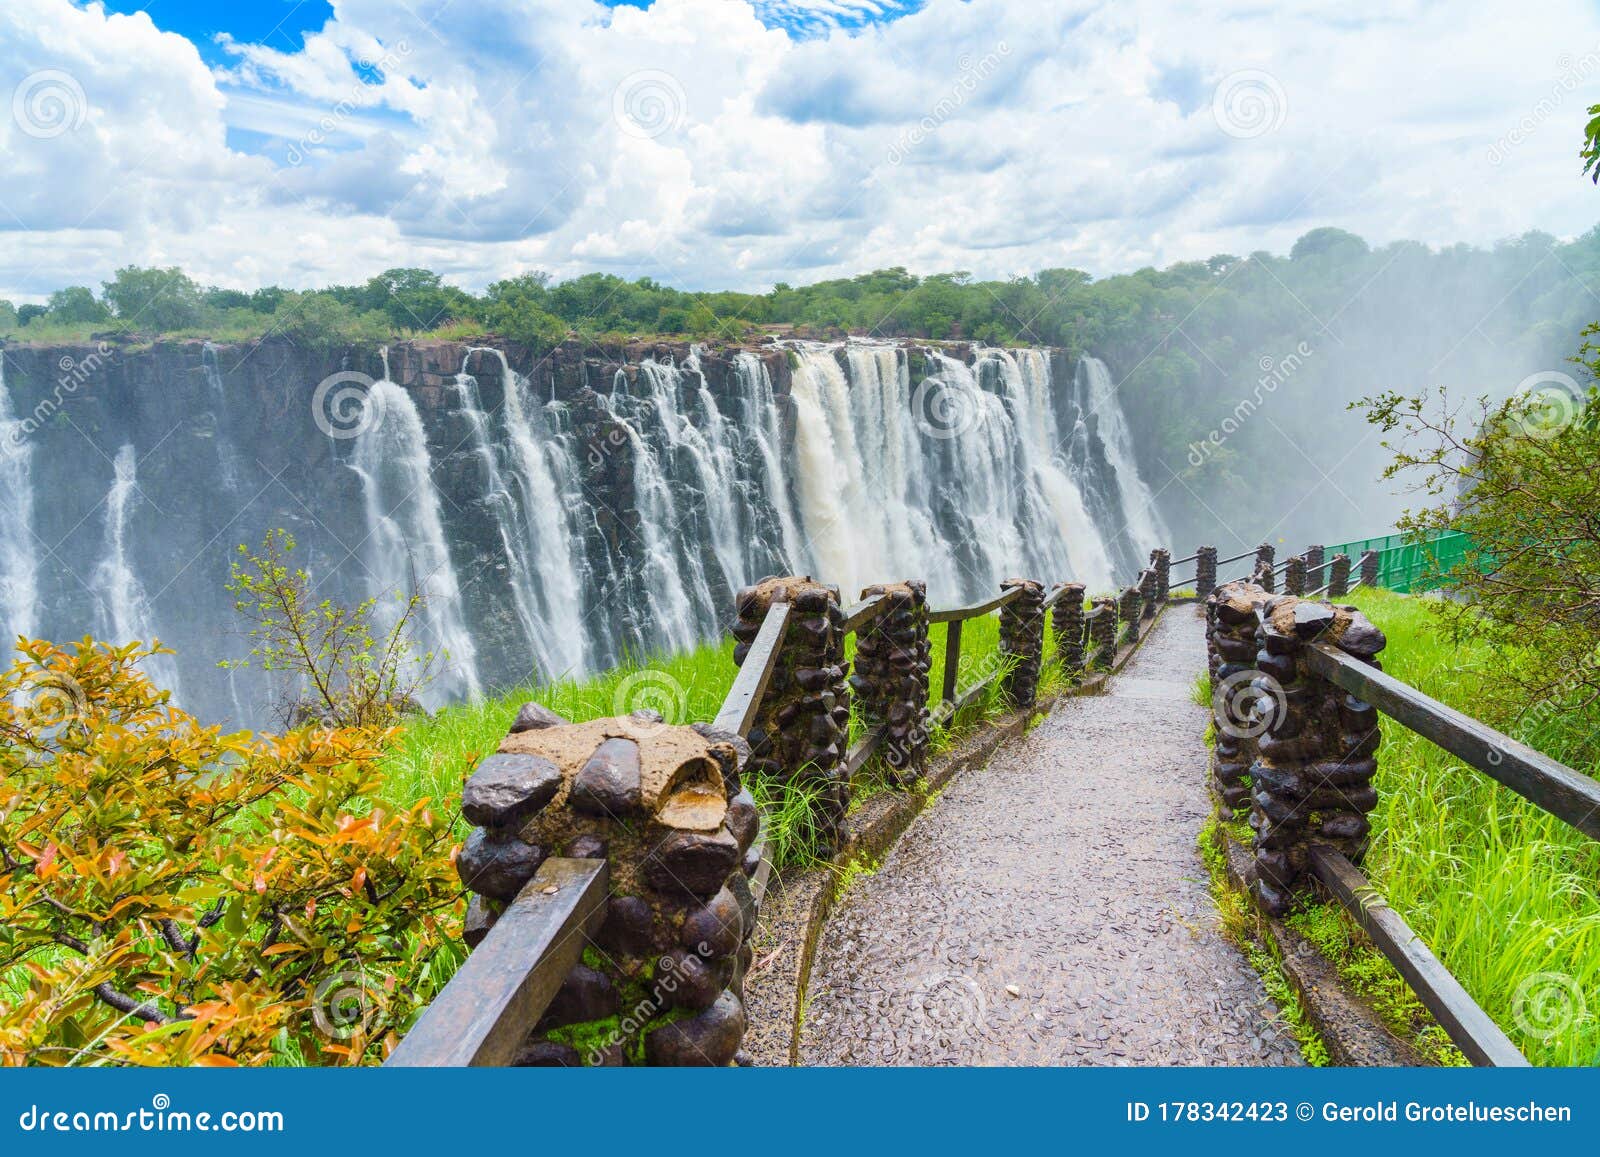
<box><xmin>0</xmin><ymin>637</ymin><xmax>463</xmax><ymax>1066</ymax></box>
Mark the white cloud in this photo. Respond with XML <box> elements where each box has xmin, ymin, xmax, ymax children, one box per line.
<box><xmin>1</xmin><ymin>0</ymin><xmax>1597</xmax><ymax>300</ymax></box>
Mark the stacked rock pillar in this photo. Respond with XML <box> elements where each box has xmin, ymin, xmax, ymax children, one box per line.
<box><xmin>1254</xmin><ymin>543</ymin><xmax>1276</xmax><ymax>592</ymax></box>
<box><xmin>849</xmin><ymin>581</ymin><xmax>932</xmax><ymax>785</ymax></box>
<box><xmin>731</xmin><ymin>577</ymin><xmax>851</xmax><ymax>855</ymax></box>
<box><xmin>1359</xmin><ymin>550</ymin><xmax>1380</xmax><ymax>588</ymax></box>
<box><xmin>1249</xmin><ymin>596</ymin><xmax>1386</xmax><ymax>915</ymax></box>
<box><xmin>1151</xmin><ymin>548</ymin><xmax>1172</xmax><ymax>601</ymax></box>
<box><xmin>1117</xmin><ymin>585</ymin><xmax>1143</xmax><ymax>646</ymax></box>
<box><xmin>1195</xmin><ymin>546</ymin><xmax>1218</xmax><ymax>599</ymax></box>
<box><xmin>1050</xmin><ymin>582</ymin><xmax>1086</xmax><ymax>675</ymax></box>
<box><xmin>1139</xmin><ymin>568</ymin><xmax>1159</xmax><ymax>620</ymax></box>
<box><xmin>1088</xmin><ymin>597</ymin><xmax>1117</xmax><ymax>668</ymax></box>
<box><xmin>1304</xmin><ymin>545</ymin><xmax>1325</xmax><ymax>591</ymax></box>
<box><xmin>1206</xmin><ymin>581</ymin><xmax>1270</xmax><ymax>818</ymax></box>
<box><xmin>1327</xmin><ymin>553</ymin><xmax>1351</xmax><ymax>598</ymax></box>
<box><xmin>1284</xmin><ymin>555</ymin><xmax>1307</xmax><ymax>596</ymax></box>
<box><xmin>456</xmin><ymin>706</ymin><xmax>762</xmax><ymax>1066</ymax></box>
<box><xmin>999</xmin><ymin>579</ymin><xmax>1046</xmax><ymax>709</ymax></box>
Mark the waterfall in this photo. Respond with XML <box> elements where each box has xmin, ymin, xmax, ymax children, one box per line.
<box><xmin>201</xmin><ymin>342</ymin><xmax>243</xmax><ymax>492</ymax></box>
<box><xmin>90</xmin><ymin>444</ymin><xmax>181</xmax><ymax>694</ymax></box>
<box><xmin>461</xmin><ymin>346</ymin><xmax>588</xmax><ymax>680</ymax></box>
<box><xmin>1075</xmin><ymin>355</ymin><xmax>1171</xmax><ymax>564</ymax></box>
<box><xmin>348</xmin><ymin>368</ymin><xmax>482</xmax><ymax>704</ymax></box>
<box><xmin>0</xmin><ymin>354</ymin><xmax>38</xmax><ymax>646</ymax></box>
<box><xmin>734</xmin><ymin>351</ymin><xmax>805</xmax><ymax>572</ymax></box>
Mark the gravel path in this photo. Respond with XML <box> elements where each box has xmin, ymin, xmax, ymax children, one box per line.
<box><xmin>797</xmin><ymin>607</ymin><xmax>1304</xmax><ymax>1066</ymax></box>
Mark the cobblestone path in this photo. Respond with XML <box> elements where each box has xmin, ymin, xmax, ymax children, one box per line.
<box><xmin>797</xmin><ymin>607</ymin><xmax>1304</xmax><ymax>1066</ymax></box>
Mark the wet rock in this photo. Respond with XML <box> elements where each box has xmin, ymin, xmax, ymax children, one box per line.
<box><xmin>644</xmin><ymin>990</ymin><xmax>746</xmax><ymax>1065</ymax></box>
<box><xmin>538</xmin><ymin>964</ymin><xmax>619</xmax><ymax>1029</ymax></box>
<box><xmin>463</xmin><ymin>893</ymin><xmax>498</xmax><ymax>949</ymax></box>
<box><xmin>571</xmin><ymin>737</ymin><xmax>643</xmax><ymax>818</ymax></box>
<box><xmin>645</xmin><ymin>828</ymin><xmax>740</xmax><ymax>896</ymax></box>
<box><xmin>456</xmin><ymin>828</ymin><xmax>544</xmax><ymax>901</ymax></box>
<box><xmin>512</xmin><ymin>1038</ymin><xmax>580</xmax><ymax>1067</ymax></box>
<box><xmin>681</xmin><ymin>886</ymin><xmax>743</xmax><ymax>958</ymax></box>
<box><xmin>725</xmin><ymin>788</ymin><xmax>760</xmax><ymax>852</ymax></box>
<box><xmin>566</xmin><ymin>833</ymin><xmax>608</xmax><ymax>860</ymax></box>
<box><xmin>657</xmin><ymin>782</ymin><xmax>728</xmax><ymax>831</ymax></box>
<box><xmin>656</xmin><ymin>948</ymin><xmax>727</xmax><ymax>1010</ymax></box>
<box><xmin>461</xmin><ymin>752</ymin><xmax>562</xmax><ymax>829</ymax></box>
<box><xmin>510</xmin><ymin>702</ymin><xmax>569</xmax><ymax>733</ymax></box>
<box><xmin>597</xmin><ymin>894</ymin><xmax>656</xmax><ymax>957</ymax></box>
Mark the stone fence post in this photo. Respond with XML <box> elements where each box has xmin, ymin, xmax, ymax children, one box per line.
<box><xmin>850</xmin><ymin>581</ymin><xmax>931</xmax><ymax>785</ymax></box>
<box><xmin>1284</xmin><ymin>555</ymin><xmax>1306</xmax><ymax>596</ymax></box>
<box><xmin>1248</xmin><ymin>595</ymin><xmax>1386</xmax><ymax>916</ymax></box>
<box><xmin>1359</xmin><ymin>549</ymin><xmax>1379</xmax><ymax>588</ymax></box>
<box><xmin>1195</xmin><ymin>546</ymin><xmax>1218</xmax><ymax>599</ymax></box>
<box><xmin>1151</xmin><ymin>548</ymin><xmax>1172</xmax><ymax>601</ymax></box>
<box><xmin>731</xmin><ymin>577</ymin><xmax>851</xmax><ymax>855</ymax></box>
<box><xmin>1304</xmin><ymin>545</ymin><xmax>1325</xmax><ymax>591</ymax></box>
<box><xmin>1205</xmin><ymin>580</ymin><xmax>1270</xmax><ymax>818</ymax></box>
<box><xmin>456</xmin><ymin>707</ymin><xmax>761</xmax><ymax>1066</ymax></box>
<box><xmin>1117</xmin><ymin>584</ymin><xmax>1143</xmax><ymax>646</ymax></box>
<box><xmin>1139</xmin><ymin>567</ymin><xmax>1159</xmax><ymax>620</ymax></box>
<box><xmin>1327</xmin><ymin>553</ymin><xmax>1351</xmax><ymax>598</ymax></box>
<box><xmin>1252</xmin><ymin>557</ymin><xmax>1277</xmax><ymax>593</ymax></box>
<box><xmin>1050</xmin><ymin>582</ymin><xmax>1086</xmax><ymax>676</ymax></box>
<box><xmin>1088</xmin><ymin>597</ymin><xmax>1117</xmax><ymax>667</ymax></box>
<box><xmin>999</xmin><ymin>578</ymin><xmax>1046</xmax><ymax>709</ymax></box>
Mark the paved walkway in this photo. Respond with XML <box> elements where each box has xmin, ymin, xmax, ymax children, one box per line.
<box><xmin>797</xmin><ymin>607</ymin><xmax>1304</xmax><ymax>1066</ymax></box>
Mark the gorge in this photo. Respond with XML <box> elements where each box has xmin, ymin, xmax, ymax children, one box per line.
<box><xmin>0</xmin><ymin>336</ymin><xmax>1168</xmax><ymax>727</ymax></box>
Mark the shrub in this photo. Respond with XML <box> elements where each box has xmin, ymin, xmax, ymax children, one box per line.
<box><xmin>0</xmin><ymin>637</ymin><xmax>462</xmax><ymax>1066</ymax></box>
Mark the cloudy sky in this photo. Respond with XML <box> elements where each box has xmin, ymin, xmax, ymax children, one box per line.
<box><xmin>2</xmin><ymin>0</ymin><xmax>1599</xmax><ymax>300</ymax></box>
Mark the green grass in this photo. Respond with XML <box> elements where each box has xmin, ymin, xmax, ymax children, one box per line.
<box><xmin>1316</xmin><ymin>589</ymin><xmax>1600</xmax><ymax>1066</ymax></box>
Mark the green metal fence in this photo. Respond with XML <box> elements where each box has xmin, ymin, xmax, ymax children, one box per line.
<box><xmin>1321</xmin><ymin>529</ymin><xmax>1473</xmax><ymax>593</ymax></box>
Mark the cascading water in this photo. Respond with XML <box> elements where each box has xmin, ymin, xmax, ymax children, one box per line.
<box><xmin>201</xmin><ymin>341</ymin><xmax>244</xmax><ymax>492</ymax></box>
<box><xmin>90</xmin><ymin>444</ymin><xmax>182</xmax><ymax>693</ymax></box>
<box><xmin>0</xmin><ymin>355</ymin><xmax>38</xmax><ymax>645</ymax></box>
<box><xmin>733</xmin><ymin>351</ymin><xmax>805</xmax><ymax>571</ymax></box>
<box><xmin>1075</xmin><ymin>355</ymin><xmax>1171</xmax><ymax>566</ymax></box>
<box><xmin>348</xmin><ymin>355</ymin><xmax>482</xmax><ymax>703</ymax></box>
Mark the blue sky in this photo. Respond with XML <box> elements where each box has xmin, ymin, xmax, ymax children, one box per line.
<box><xmin>2</xmin><ymin>1</ymin><xmax>1597</xmax><ymax>299</ymax></box>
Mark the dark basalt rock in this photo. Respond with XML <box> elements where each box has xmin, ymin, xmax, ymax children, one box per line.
<box><xmin>597</xmin><ymin>894</ymin><xmax>656</xmax><ymax>957</ymax></box>
<box><xmin>566</xmin><ymin>833</ymin><xmax>609</xmax><ymax>860</ymax></box>
<box><xmin>681</xmin><ymin>885</ymin><xmax>743</xmax><ymax>958</ymax></box>
<box><xmin>538</xmin><ymin>964</ymin><xmax>619</xmax><ymax>1029</ymax></box>
<box><xmin>571</xmin><ymin>737</ymin><xmax>643</xmax><ymax>818</ymax></box>
<box><xmin>724</xmin><ymin>788</ymin><xmax>759</xmax><ymax>852</ymax></box>
<box><xmin>461</xmin><ymin>752</ymin><xmax>562</xmax><ymax>829</ymax></box>
<box><xmin>644</xmin><ymin>990</ymin><xmax>746</xmax><ymax>1066</ymax></box>
<box><xmin>455</xmin><ymin>828</ymin><xmax>545</xmax><ymax>901</ymax></box>
<box><xmin>512</xmin><ymin>1039</ymin><xmax>580</xmax><ymax>1067</ymax></box>
<box><xmin>463</xmin><ymin>894</ymin><xmax>499</xmax><ymax>949</ymax></box>
<box><xmin>646</xmin><ymin>828</ymin><xmax>741</xmax><ymax>896</ymax></box>
<box><xmin>510</xmin><ymin>701</ymin><xmax>569</xmax><ymax>733</ymax></box>
<box><xmin>655</xmin><ymin>948</ymin><xmax>727</xmax><ymax>1010</ymax></box>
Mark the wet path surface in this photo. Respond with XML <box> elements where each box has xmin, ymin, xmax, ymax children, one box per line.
<box><xmin>798</xmin><ymin>607</ymin><xmax>1304</xmax><ymax>1066</ymax></box>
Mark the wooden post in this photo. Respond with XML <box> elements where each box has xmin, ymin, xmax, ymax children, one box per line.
<box><xmin>941</xmin><ymin>619</ymin><xmax>964</xmax><ymax>705</ymax></box>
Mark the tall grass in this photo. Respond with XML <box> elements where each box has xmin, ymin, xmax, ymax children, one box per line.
<box><xmin>1335</xmin><ymin>589</ymin><xmax>1600</xmax><ymax>1066</ymax></box>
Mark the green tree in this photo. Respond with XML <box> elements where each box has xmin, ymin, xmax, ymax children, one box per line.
<box><xmin>45</xmin><ymin>286</ymin><xmax>109</xmax><ymax>324</ymax></box>
<box><xmin>102</xmin><ymin>265</ymin><xmax>202</xmax><ymax>331</ymax></box>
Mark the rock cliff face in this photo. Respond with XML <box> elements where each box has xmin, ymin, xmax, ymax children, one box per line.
<box><xmin>0</xmin><ymin>334</ymin><xmax>1159</xmax><ymax>728</ymax></box>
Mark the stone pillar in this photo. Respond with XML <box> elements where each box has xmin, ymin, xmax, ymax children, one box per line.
<box><xmin>1088</xmin><ymin>597</ymin><xmax>1117</xmax><ymax>668</ymax></box>
<box><xmin>1050</xmin><ymin>582</ymin><xmax>1086</xmax><ymax>675</ymax></box>
<box><xmin>731</xmin><ymin>577</ymin><xmax>850</xmax><ymax>854</ymax></box>
<box><xmin>1284</xmin><ymin>555</ymin><xmax>1307</xmax><ymax>596</ymax></box>
<box><xmin>1359</xmin><ymin>549</ymin><xmax>1379</xmax><ymax>588</ymax></box>
<box><xmin>1117</xmin><ymin>585</ymin><xmax>1143</xmax><ymax>646</ymax></box>
<box><xmin>1195</xmin><ymin>546</ymin><xmax>1218</xmax><ymax>599</ymax></box>
<box><xmin>1139</xmin><ymin>568</ymin><xmax>1159</xmax><ymax>620</ymax></box>
<box><xmin>1327</xmin><ymin>554</ymin><xmax>1351</xmax><ymax>598</ymax></box>
<box><xmin>1150</xmin><ymin>548</ymin><xmax>1172</xmax><ymax>601</ymax></box>
<box><xmin>1249</xmin><ymin>596</ymin><xmax>1386</xmax><ymax>916</ymax></box>
<box><xmin>999</xmin><ymin>578</ymin><xmax>1046</xmax><ymax>709</ymax></box>
<box><xmin>849</xmin><ymin>581</ymin><xmax>931</xmax><ymax>786</ymax></box>
<box><xmin>1252</xmin><ymin>557</ymin><xmax>1277</xmax><ymax>593</ymax></box>
<box><xmin>1255</xmin><ymin>542</ymin><xmax>1275</xmax><ymax>574</ymax></box>
<box><xmin>1304</xmin><ymin>545</ymin><xmax>1325</xmax><ymax>591</ymax></box>
<box><xmin>456</xmin><ymin>707</ymin><xmax>761</xmax><ymax>1066</ymax></box>
<box><xmin>1206</xmin><ymin>581</ymin><xmax>1270</xmax><ymax>818</ymax></box>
